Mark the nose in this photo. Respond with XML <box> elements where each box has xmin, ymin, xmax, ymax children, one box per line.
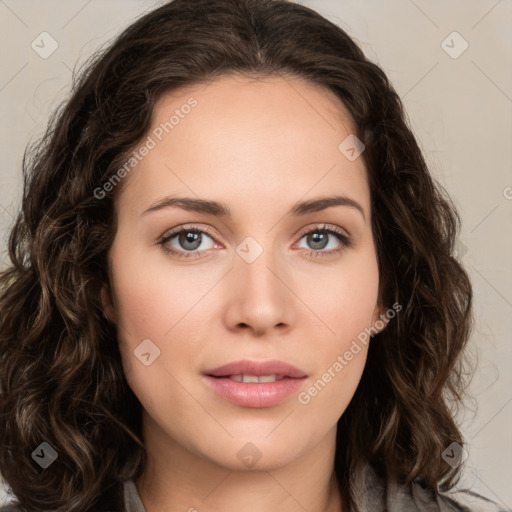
<box><xmin>222</xmin><ymin>245</ymin><xmax>295</xmax><ymax>337</ymax></box>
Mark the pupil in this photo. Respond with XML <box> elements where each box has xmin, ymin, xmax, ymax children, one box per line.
<box><xmin>309</xmin><ymin>232</ymin><xmax>327</xmax><ymax>250</ymax></box>
<box><xmin>180</xmin><ymin>231</ymin><xmax>201</xmax><ymax>250</ymax></box>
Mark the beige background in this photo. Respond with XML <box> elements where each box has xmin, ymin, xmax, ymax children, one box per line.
<box><xmin>0</xmin><ymin>0</ymin><xmax>511</xmax><ymax>507</ymax></box>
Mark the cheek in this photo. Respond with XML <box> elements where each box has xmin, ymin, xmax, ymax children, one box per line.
<box><xmin>310</xmin><ymin>249</ymin><xmax>380</xmax><ymax>340</ymax></box>
<box><xmin>300</xmin><ymin>345</ymin><xmax>368</xmax><ymax>420</ymax></box>
<box><xmin>111</xmin><ymin>269</ymin><xmax>191</xmax><ymax>417</ymax></box>
<box><xmin>298</xmin><ymin>250</ymin><xmax>379</xmax><ymax>406</ymax></box>
<box><xmin>110</xmin><ymin>242</ymin><xmax>188</xmax><ymax>340</ymax></box>
<box><xmin>108</xmin><ymin>242</ymin><xmax>208</xmax><ymax>399</ymax></box>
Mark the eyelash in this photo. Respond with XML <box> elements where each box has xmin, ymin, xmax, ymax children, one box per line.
<box><xmin>158</xmin><ymin>223</ymin><xmax>353</xmax><ymax>260</ymax></box>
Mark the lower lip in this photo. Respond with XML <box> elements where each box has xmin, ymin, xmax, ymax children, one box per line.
<box><xmin>202</xmin><ymin>375</ymin><xmax>306</xmax><ymax>408</ymax></box>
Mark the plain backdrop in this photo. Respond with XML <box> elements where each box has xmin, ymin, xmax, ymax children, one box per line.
<box><xmin>0</xmin><ymin>0</ymin><xmax>511</xmax><ymax>508</ymax></box>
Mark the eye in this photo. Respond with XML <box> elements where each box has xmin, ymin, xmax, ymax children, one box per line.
<box><xmin>158</xmin><ymin>223</ymin><xmax>353</xmax><ymax>260</ymax></box>
<box><xmin>159</xmin><ymin>226</ymin><xmax>217</xmax><ymax>259</ymax></box>
<box><xmin>296</xmin><ymin>224</ymin><xmax>352</xmax><ymax>257</ymax></box>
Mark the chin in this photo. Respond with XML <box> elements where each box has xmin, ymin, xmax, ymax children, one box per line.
<box><xmin>196</xmin><ymin>435</ymin><xmax>307</xmax><ymax>472</ymax></box>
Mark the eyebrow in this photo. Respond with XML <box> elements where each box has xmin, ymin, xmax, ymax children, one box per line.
<box><xmin>140</xmin><ymin>194</ymin><xmax>365</xmax><ymax>220</ymax></box>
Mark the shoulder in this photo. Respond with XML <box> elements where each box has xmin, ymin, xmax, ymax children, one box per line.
<box><xmin>123</xmin><ymin>479</ymin><xmax>145</xmax><ymax>511</ymax></box>
<box><xmin>438</xmin><ymin>487</ymin><xmax>511</xmax><ymax>512</ymax></box>
<box><xmin>353</xmin><ymin>463</ymin><xmax>511</xmax><ymax>512</ymax></box>
<box><xmin>406</xmin><ymin>480</ymin><xmax>510</xmax><ymax>512</ymax></box>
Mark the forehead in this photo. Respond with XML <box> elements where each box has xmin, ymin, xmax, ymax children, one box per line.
<box><xmin>154</xmin><ymin>73</ymin><xmax>356</xmax><ymax>137</ymax></box>
<box><xmin>114</xmin><ymin>74</ymin><xmax>370</xmax><ymax>219</ymax></box>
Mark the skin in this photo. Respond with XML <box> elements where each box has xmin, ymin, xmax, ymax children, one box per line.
<box><xmin>102</xmin><ymin>74</ymin><xmax>387</xmax><ymax>512</ymax></box>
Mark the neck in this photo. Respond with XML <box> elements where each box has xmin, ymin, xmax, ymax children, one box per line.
<box><xmin>135</xmin><ymin>412</ymin><xmax>345</xmax><ymax>512</ymax></box>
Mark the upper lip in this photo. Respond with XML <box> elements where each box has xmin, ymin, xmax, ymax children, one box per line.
<box><xmin>204</xmin><ymin>359</ymin><xmax>307</xmax><ymax>378</ymax></box>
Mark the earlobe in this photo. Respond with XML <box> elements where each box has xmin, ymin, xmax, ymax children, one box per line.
<box><xmin>100</xmin><ymin>284</ymin><xmax>116</xmax><ymax>323</ymax></box>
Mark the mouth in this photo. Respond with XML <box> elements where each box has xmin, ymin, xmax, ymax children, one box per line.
<box><xmin>203</xmin><ymin>359</ymin><xmax>308</xmax><ymax>379</ymax></box>
<box><xmin>202</xmin><ymin>359</ymin><xmax>308</xmax><ymax>408</ymax></box>
<box><xmin>209</xmin><ymin>374</ymin><xmax>289</xmax><ymax>383</ymax></box>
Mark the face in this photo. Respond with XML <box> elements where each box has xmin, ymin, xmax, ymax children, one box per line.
<box><xmin>102</xmin><ymin>74</ymin><xmax>386</xmax><ymax>472</ymax></box>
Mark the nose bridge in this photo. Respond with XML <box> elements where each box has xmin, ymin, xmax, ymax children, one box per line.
<box><xmin>226</xmin><ymin>232</ymin><xmax>293</xmax><ymax>332</ymax></box>
<box><xmin>236</xmin><ymin>233</ymin><xmax>283</xmax><ymax>298</ymax></box>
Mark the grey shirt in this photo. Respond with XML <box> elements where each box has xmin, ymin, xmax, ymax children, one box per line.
<box><xmin>122</xmin><ymin>464</ymin><xmax>511</xmax><ymax>512</ymax></box>
<box><xmin>1</xmin><ymin>466</ymin><xmax>509</xmax><ymax>511</ymax></box>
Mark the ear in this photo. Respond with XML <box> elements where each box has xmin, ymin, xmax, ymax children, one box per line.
<box><xmin>101</xmin><ymin>284</ymin><xmax>116</xmax><ymax>323</ymax></box>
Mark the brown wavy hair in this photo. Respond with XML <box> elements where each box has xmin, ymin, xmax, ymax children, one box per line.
<box><xmin>0</xmin><ymin>0</ymin><xmax>474</xmax><ymax>510</ymax></box>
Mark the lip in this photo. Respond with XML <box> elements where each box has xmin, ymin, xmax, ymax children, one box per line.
<box><xmin>203</xmin><ymin>359</ymin><xmax>307</xmax><ymax>378</ymax></box>
<box><xmin>202</xmin><ymin>359</ymin><xmax>308</xmax><ymax>408</ymax></box>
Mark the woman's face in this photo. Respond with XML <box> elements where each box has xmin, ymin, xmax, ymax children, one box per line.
<box><xmin>103</xmin><ymin>74</ymin><xmax>385</xmax><ymax>471</ymax></box>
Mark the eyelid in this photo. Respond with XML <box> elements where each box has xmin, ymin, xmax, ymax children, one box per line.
<box><xmin>161</xmin><ymin>223</ymin><xmax>219</xmax><ymax>242</ymax></box>
<box><xmin>294</xmin><ymin>223</ymin><xmax>353</xmax><ymax>255</ymax></box>
<box><xmin>295</xmin><ymin>223</ymin><xmax>350</xmax><ymax>241</ymax></box>
<box><xmin>157</xmin><ymin>224</ymin><xmax>220</xmax><ymax>250</ymax></box>
<box><xmin>161</xmin><ymin>223</ymin><xmax>351</xmax><ymax>243</ymax></box>
<box><xmin>159</xmin><ymin>222</ymin><xmax>352</xmax><ymax>258</ymax></box>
